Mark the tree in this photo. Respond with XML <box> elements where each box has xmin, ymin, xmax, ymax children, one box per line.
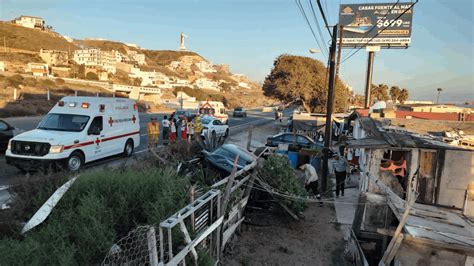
<box><xmin>371</xmin><ymin>83</ymin><xmax>389</xmax><ymax>102</ymax></box>
<box><xmin>5</xmin><ymin>74</ymin><xmax>25</xmax><ymax>88</ymax></box>
<box><xmin>77</xmin><ymin>64</ymin><xmax>86</xmax><ymax>79</ymax></box>
<box><xmin>263</xmin><ymin>54</ymin><xmax>349</xmax><ymax>113</ymax></box>
<box><xmin>389</xmin><ymin>86</ymin><xmax>401</xmax><ymax>103</ymax></box>
<box><xmin>398</xmin><ymin>88</ymin><xmax>409</xmax><ymax>104</ymax></box>
<box><xmin>85</xmin><ymin>72</ymin><xmax>99</xmax><ymax>81</ymax></box>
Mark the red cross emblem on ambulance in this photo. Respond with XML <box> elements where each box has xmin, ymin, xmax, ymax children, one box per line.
<box><xmin>95</xmin><ymin>137</ymin><xmax>101</xmax><ymax>145</ymax></box>
<box><xmin>132</xmin><ymin>115</ymin><xmax>136</xmax><ymax>123</ymax></box>
<box><xmin>109</xmin><ymin>117</ymin><xmax>113</xmax><ymax>126</ymax></box>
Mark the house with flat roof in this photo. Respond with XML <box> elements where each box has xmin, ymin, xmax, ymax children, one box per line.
<box><xmin>27</xmin><ymin>63</ymin><xmax>49</xmax><ymax>77</ymax></box>
<box><xmin>13</xmin><ymin>16</ymin><xmax>44</xmax><ymax>30</ymax></box>
<box><xmin>39</xmin><ymin>49</ymin><xmax>69</xmax><ymax>66</ymax></box>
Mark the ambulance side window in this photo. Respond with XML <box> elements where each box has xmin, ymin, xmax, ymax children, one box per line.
<box><xmin>88</xmin><ymin>116</ymin><xmax>103</xmax><ymax>135</ymax></box>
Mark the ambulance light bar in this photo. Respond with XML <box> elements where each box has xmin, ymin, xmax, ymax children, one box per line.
<box><xmin>58</xmin><ymin>101</ymin><xmax>64</xmax><ymax>107</ymax></box>
<box><xmin>82</xmin><ymin>102</ymin><xmax>90</xmax><ymax>109</ymax></box>
<box><xmin>68</xmin><ymin>102</ymin><xmax>77</xmax><ymax>107</ymax></box>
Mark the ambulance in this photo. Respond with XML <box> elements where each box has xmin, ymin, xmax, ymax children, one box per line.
<box><xmin>6</xmin><ymin>96</ymin><xmax>140</xmax><ymax>172</ymax></box>
<box><xmin>198</xmin><ymin>100</ymin><xmax>229</xmax><ymax>124</ymax></box>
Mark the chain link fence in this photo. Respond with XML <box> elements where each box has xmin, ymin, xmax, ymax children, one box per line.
<box><xmin>102</xmin><ymin>226</ymin><xmax>159</xmax><ymax>265</ymax></box>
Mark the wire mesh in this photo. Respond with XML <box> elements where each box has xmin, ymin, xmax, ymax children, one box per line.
<box><xmin>102</xmin><ymin>225</ymin><xmax>158</xmax><ymax>266</ymax></box>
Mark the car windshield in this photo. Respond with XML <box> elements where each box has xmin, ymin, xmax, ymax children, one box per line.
<box><xmin>176</xmin><ymin>111</ymin><xmax>186</xmax><ymax>116</ymax></box>
<box><xmin>201</xmin><ymin>117</ymin><xmax>213</xmax><ymax>125</ymax></box>
<box><xmin>38</xmin><ymin>113</ymin><xmax>90</xmax><ymax>132</ymax></box>
<box><xmin>214</xmin><ymin>145</ymin><xmax>254</xmax><ymax>165</ymax></box>
<box><xmin>235</xmin><ymin>108</ymin><xmax>242</xmax><ymax>111</ymax></box>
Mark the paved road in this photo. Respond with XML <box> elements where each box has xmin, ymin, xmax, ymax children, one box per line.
<box><xmin>0</xmin><ymin>109</ymin><xmax>283</xmax><ymax>205</ymax></box>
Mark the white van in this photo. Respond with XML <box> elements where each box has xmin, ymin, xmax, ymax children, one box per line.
<box><xmin>6</xmin><ymin>96</ymin><xmax>140</xmax><ymax>172</ymax></box>
<box><xmin>198</xmin><ymin>100</ymin><xmax>229</xmax><ymax>124</ymax></box>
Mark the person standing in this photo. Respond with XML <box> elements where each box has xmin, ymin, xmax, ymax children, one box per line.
<box><xmin>181</xmin><ymin>118</ymin><xmax>188</xmax><ymax>141</ymax></box>
<box><xmin>161</xmin><ymin>115</ymin><xmax>170</xmax><ymax>145</ymax></box>
<box><xmin>194</xmin><ymin>116</ymin><xmax>202</xmax><ymax>140</ymax></box>
<box><xmin>170</xmin><ymin>118</ymin><xmax>177</xmax><ymax>143</ymax></box>
<box><xmin>187</xmin><ymin>118</ymin><xmax>195</xmax><ymax>143</ymax></box>
<box><xmin>332</xmin><ymin>154</ymin><xmax>350</xmax><ymax>198</ymax></box>
<box><xmin>147</xmin><ymin>117</ymin><xmax>160</xmax><ymax>149</ymax></box>
<box><xmin>299</xmin><ymin>163</ymin><xmax>322</xmax><ymax>206</ymax></box>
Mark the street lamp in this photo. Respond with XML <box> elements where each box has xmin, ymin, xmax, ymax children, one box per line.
<box><xmin>436</xmin><ymin>88</ymin><xmax>443</xmax><ymax>104</ymax></box>
<box><xmin>309</xmin><ymin>48</ymin><xmax>320</xmax><ymax>54</ymax></box>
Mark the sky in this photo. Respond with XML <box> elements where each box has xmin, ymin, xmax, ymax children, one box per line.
<box><xmin>0</xmin><ymin>0</ymin><xmax>473</xmax><ymax>102</ymax></box>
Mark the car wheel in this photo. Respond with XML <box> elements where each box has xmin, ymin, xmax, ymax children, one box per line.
<box><xmin>123</xmin><ymin>139</ymin><xmax>134</xmax><ymax>157</ymax></box>
<box><xmin>67</xmin><ymin>151</ymin><xmax>84</xmax><ymax>172</ymax></box>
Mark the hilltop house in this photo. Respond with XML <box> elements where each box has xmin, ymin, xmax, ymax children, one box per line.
<box><xmin>27</xmin><ymin>63</ymin><xmax>49</xmax><ymax>77</ymax></box>
<box><xmin>13</xmin><ymin>16</ymin><xmax>44</xmax><ymax>30</ymax></box>
<box><xmin>73</xmin><ymin>49</ymin><xmax>116</xmax><ymax>74</ymax></box>
<box><xmin>128</xmin><ymin>51</ymin><xmax>146</xmax><ymax>65</ymax></box>
<box><xmin>195</xmin><ymin>61</ymin><xmax>216</xmax><ymax>73</ymax></box>
<box><xmin>39</xmin><ymin>49</ymin><xmax>69</xmax><ymax>66</ymax></box>
<box><xmin>194</xmin><ymin>78</ymin><xmax>219</xmax><ymax>91</ymax></box>
<box><xmin>129</xmin><ymin>67</ymin><xmax>170</xmax><ymax>87</ymax></box>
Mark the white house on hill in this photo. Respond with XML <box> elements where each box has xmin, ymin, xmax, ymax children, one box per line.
<box><xmin>13</xmin><ymin>16</ymin><xmax>44</xmax><ymax>29</ymax></box>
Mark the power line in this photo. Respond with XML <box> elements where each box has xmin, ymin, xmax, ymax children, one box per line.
<box><xmin>341</xmin><ymin>0</ymin><xmax>418</xmax><ymax>64</ymax></box>
<box><xmin>316</xmin><ymin>0</ymin><xmax>333</xmax><ymax>38</ymax></box>
<box><xmin>308</xmin><ymin>0</ymin><xmax>329</xmax><ymax>55</ymax></box>
<box><xmin>295</xmin><ymin>0</ymin><xmax>328</xmax><ymax>58</ymax></box>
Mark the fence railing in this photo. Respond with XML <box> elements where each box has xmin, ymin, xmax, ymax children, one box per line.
<box><xmin>102</xmin><ymin>158</ymin><xmax>259</xmax><ymax>265</ymax></box>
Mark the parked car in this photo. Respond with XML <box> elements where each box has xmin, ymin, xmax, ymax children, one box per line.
<box><xmin>266</xmin><ymin>132</ymin><xmax>314</xmax><ymax>149</ymax></box>
<box><xmin>174</xmin><ymin>109</ymin><xmax>197</xmax><ymax>121</ymax></box>
<box><xmin>201</xmin><ymin>116</ymin><xmax>229</xmax><ymax>139</ymax></box>
<box><xmin>232</xmin><ymin>107</ymin><xmax>247</xmax><ymax>117</ymax></box>
<box><xmin>0</xmin><ymin>120</ymin><xmax>14</xmax><ymax>153</ymax></box>
<box><xmin>203</xmin><ymin>144</ymin><xmax>257</xmax><ymax>174</ymax></box>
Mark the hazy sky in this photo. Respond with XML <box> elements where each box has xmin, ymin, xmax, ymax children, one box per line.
<box><xmin>1</xmin><ymin>0</ymin><xmax>473</xmax><ymax>102</ymax></box>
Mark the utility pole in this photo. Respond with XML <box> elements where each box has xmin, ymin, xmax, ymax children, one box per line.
<box><xmin>321</xmin><ymin>25</ymin><xmax>338</xmax><ymax>193</ymax></box>
<box><xmin>364</xmin><ymin>47</ymin><xmax>378</xmax><ymax>108</ymax></box>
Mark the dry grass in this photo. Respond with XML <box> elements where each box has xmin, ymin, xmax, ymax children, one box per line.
<box><xmin>0</xmin><ymin>22</ymin><xmax>77</xmax><ymax>52</ymax></box>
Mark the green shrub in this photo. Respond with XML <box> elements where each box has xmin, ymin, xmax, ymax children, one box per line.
<box><xmin>85</xmin><ymin>72</ymin><xmax>98</xmax><ymax>80</ymax></box>
<box><xmin>0</xmin><ymin>166</ymin><xmax>190</xmax><ymax>264</ymax></box>
<box><xmin>258</xmin><ymin>155</ymin><xmax>308</xmax><ymax>213</ymax></box>
<box><xmin>5</xmin><ymin>74</ymin><xmax>25</xmax><ymax>88</ymax></box>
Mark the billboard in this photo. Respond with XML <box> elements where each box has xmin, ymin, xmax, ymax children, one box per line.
<box><xmin>339</xmin><ymin>3</ymin><xmax>414</xmax><ymax>48</ymax></box>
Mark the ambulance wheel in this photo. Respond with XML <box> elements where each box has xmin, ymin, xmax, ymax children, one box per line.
<box><xmin>123</xmin><ymin>139</ymin><xmax>134</xmax><ymax>157</ymax></box>
<box><xmin>67</xmin><ymin>151</ymin><xmax>83</xmax><ymax>172</ymax></box>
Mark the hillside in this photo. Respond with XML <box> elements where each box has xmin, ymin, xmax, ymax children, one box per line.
<box><xmin>0</xmin><ymin>22</ymin><xmax>77</xmax><ymax>52</ymax></box>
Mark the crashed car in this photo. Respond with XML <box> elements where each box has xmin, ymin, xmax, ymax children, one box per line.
<box><xmin>202</xmin><ymin>144</ymin><xmax>256</xmax><ymax>174</ymax></box>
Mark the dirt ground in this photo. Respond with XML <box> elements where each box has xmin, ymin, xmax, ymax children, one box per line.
<box><xmin>222</xmin><ymin>201</ymin><xmax>350</xmax><ymax>266</ymax></box>
<box><xmin>222</xmin><ymin>119</ymin><xmax>350</xmax><ymax>266</ymax></box>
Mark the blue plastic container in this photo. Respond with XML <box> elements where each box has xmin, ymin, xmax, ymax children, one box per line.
<box><xmin>288</xmin><ymin>151</ymin><xmax>298</xmax><ymax>169</ymax></box>
<box><xmin>276</xmin><ymin>150</ymin><xmax>288</xmax><ymax>156</ymax></box>
<box><xmin>311</xmin><ymin>157</ymin><xmax>321</xmax><ymax>171</ymax></box>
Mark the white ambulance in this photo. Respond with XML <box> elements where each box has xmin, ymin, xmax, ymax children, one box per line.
<box><xmin>6</xmin><ymin>96</ymin><xmax>140</xmax><ymax>172</ymax></box>
<box><xmin>198</xmin><ymin>100</ymin><xmax>229</xmax><ymax>124</ymax></box>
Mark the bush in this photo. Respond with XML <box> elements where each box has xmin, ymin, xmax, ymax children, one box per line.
<box><xmin>55</xmin><ymin>78</ymin><xmax>65</xmax><ymax>85</ymax></box>
<box><xmin>258</xmin><ymin>155</ymin><xmax>308</xmax><ymax>213</ymax></box>
<box><xmin>5</xmin><ymin>74</ymin><xmax>25</xmax><ymax>88</ymax></box>
<box><xmin>85</xmin><ymin>72</ymin><xmax>99</xmax><ymax>80</ymax></box>
<box><xmin>0</xmin><ymin>166</ymin><xmax>190</xmax><ymax>264</ymax></box>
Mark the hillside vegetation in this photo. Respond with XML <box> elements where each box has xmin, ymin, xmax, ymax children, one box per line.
<box><xmin>0</xmin><ymin>22</ymin><xmax>77</xmax><ymax>52</ymax></box>
<box><xmin>143</xmin><ymin>50</ymin><xmax>201</xmax><ymax>66</ymax></box>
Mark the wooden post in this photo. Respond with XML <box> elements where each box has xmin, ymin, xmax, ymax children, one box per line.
<box><xmin>75</xmin><ymin>90</ymin><xmax>78</xmax><ymax>96</ymax></box>
<box><xmin>147</xmin><ymin>227</ymin><xmax>159</xmax><ymax>266</ymax></box>
<box><xmin>379</xmin><ymin>180</ymin><xmax>417</xmax><ymax>265</ymax></box>
<box><xmin>190</xmin><ymin>185</ymin><xmax>196</xmax><ymax>232</ymax></box>
<box><xmin>13</xmin><ymin>88</ymin><xmax>17</xmax><ymax>101</ymax></box>
<box><xmin>246</xmin><ymin>126</ymin><xmax>253</xmax><ymax>151</ymax></box>
<box><xmin>159</xmin><ymin>226</ymin><xmax>164</xmax><ymax>263</ymax></box>
<box><xmin>47</xmin><ymin>88</ymin><xmax>50</xmax><ymax>101</ymax></box>
<box><xmin>221</xmin><ymin>156</ymin><xmax>239</xmax><ymax>215</ymax></box>
<box><xmin>167</xmin><ymin>228</ymin><xmax>173</xmax><ymax>260</ymax></box>
<box><xmin>179</xmin><ymin>218</ymin><xmax>198</xmax><ymax>263</ymax></box>
<box><xmin>96</xmin><ymin>92</ymin><xmax>99</xmax><ymax>97</ymax></box>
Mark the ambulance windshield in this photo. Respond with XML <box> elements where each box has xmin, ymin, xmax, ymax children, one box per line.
<box><xmin>38</xmin><ymin>113</ymin><xmax>90</xmax><ymax>132</ymax></box>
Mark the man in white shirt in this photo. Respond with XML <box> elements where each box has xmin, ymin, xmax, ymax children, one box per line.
<box><xmin>299</xmin><ymin>163</ymin><xmax>322</xmax><ymax>206</ymax></box>
<box><xmin>162</xmin><ymin>115</ymin><xmax>170</xmax><ymax>145</ymax></box>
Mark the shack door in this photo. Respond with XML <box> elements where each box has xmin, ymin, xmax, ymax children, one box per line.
<box><xmin>417</xmin><ymin>150</ymin><xmax>437</xmax><ymax>204</ymax></box>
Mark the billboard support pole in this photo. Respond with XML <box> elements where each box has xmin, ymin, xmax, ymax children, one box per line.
<box><xmin>321</xmin><ymin>25</ymin><xmax>338</xmax><ymax>193</ymax></box>
<box><xmin>364</xmin><ymin>50</ymin><xmax>375</xmax><ymax>109</ymax></box>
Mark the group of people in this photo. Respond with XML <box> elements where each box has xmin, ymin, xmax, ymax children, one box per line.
<box><xmin>146</xmin><ymin>114</ymin><xmax>203</xmax><ymax>149</ymax></box>
<box><xmin>299</xmin><ymin>149</ymin><xmax>350</xmax><ymax>202</ymax></box>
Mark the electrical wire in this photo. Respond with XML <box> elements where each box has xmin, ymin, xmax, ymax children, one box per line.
<box><xmin>315</xmin><ymin>0</ymin><xmax>333</xmax><ymax>38</ymax></box>
<box><xmin>295</xmin><ymin>0</ymin><xmax>328</xmax><ymax>58</ymax></box>
<box><xmin>308</xmin><ymin>0</ymin><xmax>329</xmax><ymax>56</ymax></box>
<box><xmin>341</xmin><ymin>0</ymin><xmax>418</xmax><ymax>64</ymax></box>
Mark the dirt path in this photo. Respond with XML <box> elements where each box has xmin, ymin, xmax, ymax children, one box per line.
<box><xmin>223</xmin><ymin>202</ymin><xmax>349</xmax><ymax>266</ymax></box>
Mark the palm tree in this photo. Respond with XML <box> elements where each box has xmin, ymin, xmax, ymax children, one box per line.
<box><xmin>390</xmin><ymin>86</ymin><xmax>401</xmax><ymax>103</ymax></box>
<box><xmin>436</xmin><ymin>88</ymin><xmax>443</xmax><ymax>104</ymax></box>
<box><xmin>398</xmin><ymin>89</ymin><xmax>409</xmax><ymax>104</ymax></box>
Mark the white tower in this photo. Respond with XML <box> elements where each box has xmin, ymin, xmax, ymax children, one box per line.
<box><xmin>179</xmin><ymin>32</ymin><xmax>188</xmax><ymax>51</ymax></box>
